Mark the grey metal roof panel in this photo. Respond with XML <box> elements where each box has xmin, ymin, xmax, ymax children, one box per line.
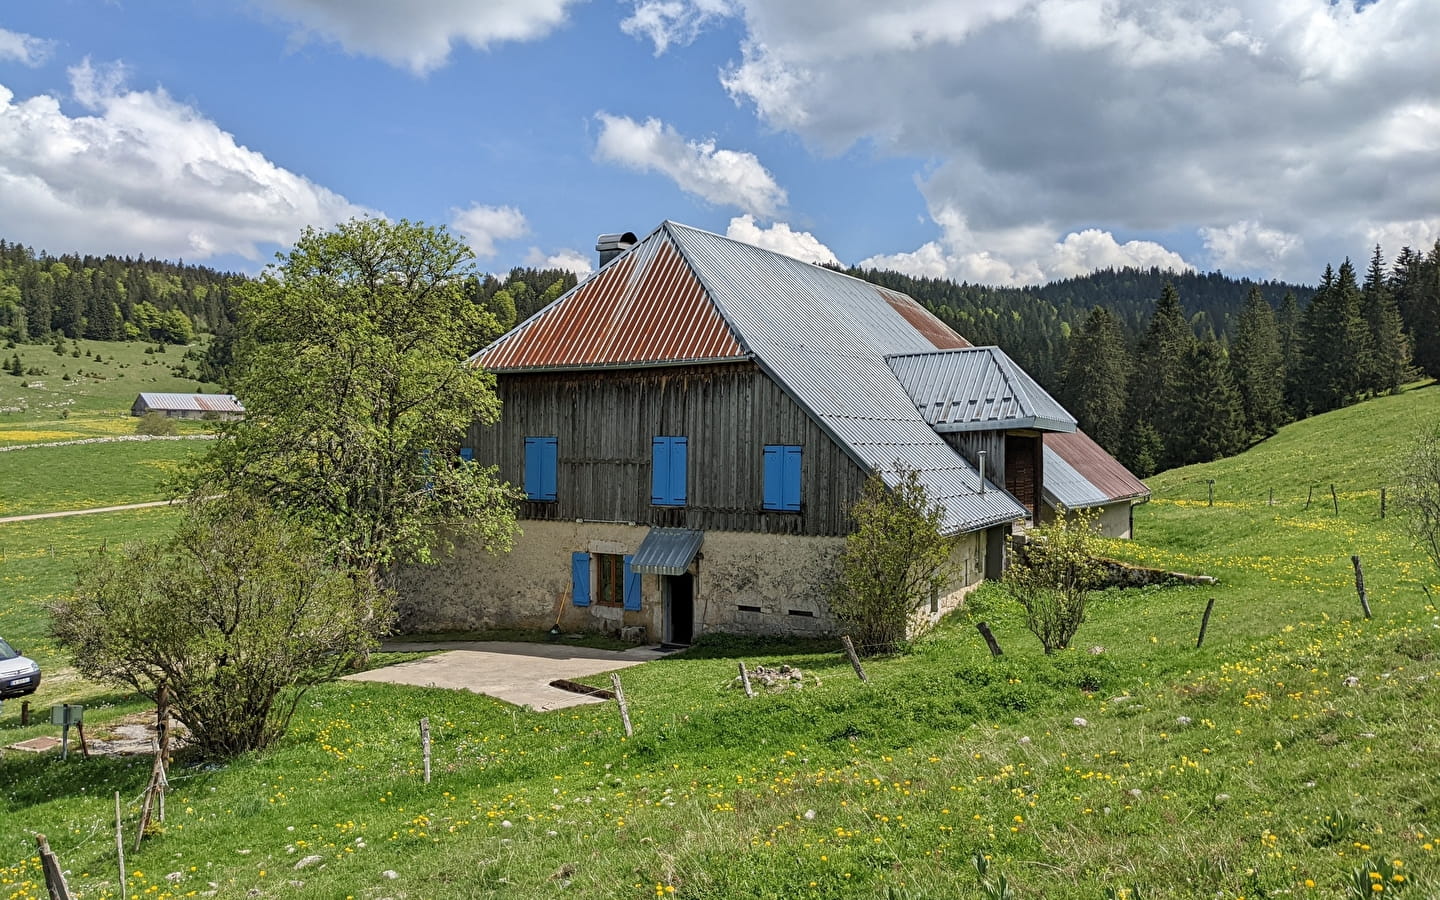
<box><xmin>666</xmin><ymin>222</ymin><xmax>1029</xmax><ymax>534</ymax></box>
<box><xmin>136</xmin><ymin>392</ymin><xmax>244</xmax><ymax>413</ymax></box>
<box><xmin>630</xmin><ymin>527</ymin><xmax>704</xmax><ymax>576</ymax></box>
<box><xmin>1041</xmin><ymin>445</ymin><xmax>1112</xmax><ymax>510</ymax></box>
<box><xmin>886</xmin><ymin>348</ymin><xmax>1076</xmax><ymax>433</ymax></box>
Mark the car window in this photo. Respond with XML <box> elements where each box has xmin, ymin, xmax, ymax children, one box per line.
<box><xmin>0</xmin><ymin>638</ymin><xmax>18</xmax><ymax>661</ymax></box>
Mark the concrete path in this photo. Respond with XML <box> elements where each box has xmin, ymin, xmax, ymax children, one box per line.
<box><xmin>343</xmin><ymin>641</ymin><xmax>677</xmax><ymax>711</ymax></box>
<box><xmin>0</xmin><ymin>499</ymin><xmax>174</xmax><ymax>524</ymax></box>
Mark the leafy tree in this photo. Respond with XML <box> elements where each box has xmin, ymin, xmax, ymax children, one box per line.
<box><xmin>186</xmin><ymin>218</ymin><xmax>522</xmax><ymax>587</ymax></box>
<box><xmin>830</xmin><ymin>465</ymin><xmax>955</xmax><ymax>655</ymax></box>
<box><xmin>52</xmin><ymin>501</ymin><xmax>392</xmax><ymax>758</ymax></box>
<box><xmin>136</xmin><ymin>410</ymin><xmax>177</xmax><ymax>436</ymax></box>
<box><xmin>1397</xmin><ymin>427</ymin><xmax>1440</xmax><ymax>576</ymax></box>
<box><xmin>1003</xmin><ymin>508</ymin><xmax>1104</xmax><ymax>654</ymax></box>
<box><xmin>1059</xmin><ymin>306</ymin><xmax>1130</xmax><ymax>452</ymax></box>
<box><xmin>1230</xmin><ymin>287</ymin><xmax>1286</xmax><ymax>440</ymax></box>
<box><xmin>1360</xmin><ymin>245</ymin><xmax>1409</xmax><ymax>395</ymax></box>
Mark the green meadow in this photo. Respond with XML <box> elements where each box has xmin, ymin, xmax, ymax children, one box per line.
<box><xmin>0</xmin><ymin>386</ymin><xmax>1438</xmax><ymax>898</ymax></box>
<box><xmin>0</xmin><ymin>338</ymin><xmax>219</xmax><ymax>446</ymax></box>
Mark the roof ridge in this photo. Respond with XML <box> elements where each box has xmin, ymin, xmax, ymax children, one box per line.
<box><xmin>659</xmin><ymin>222</ymin><xmax>752</xmax><ymax>357</ymax></box>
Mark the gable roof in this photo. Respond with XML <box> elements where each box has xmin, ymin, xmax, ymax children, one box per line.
<box><xmin>1043</xmin><ymin>430</ymin><xmax>1151</xmax><ymax>510</ymax></box>
<box><xmin>134</xmin><ymin>392</ymin><xmax>243</xmax><ymax>414</ymax></box>
<box><xmin>887</xmin><ymin>347</ymin><xmax>1076</xmax><ymax>433</ymax></box>
<box><xmin>473</xmin><ymin>221</ymin><xmax>1027</xmax><ymax>534</ymax></box>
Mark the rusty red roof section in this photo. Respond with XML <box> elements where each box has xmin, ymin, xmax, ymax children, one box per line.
<box><xmin>1046</xmin><ymin>430</ymin><xmax>1150</xmax><ymax>502</ymax></box>
<box><xmin>478</xmin><ymin>239</ymin><xmax>745</xmax><ymax>370</ymax></box>
<box><xmin>878</xmin><ymin>287</ymin><xmax>972</xmax><ymax>349</ymax></box>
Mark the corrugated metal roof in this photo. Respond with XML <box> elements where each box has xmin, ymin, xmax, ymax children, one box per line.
<box><xmin>474</xmin><ymin>221</ymin><xmax>1028</xmax><ymax>534</ymax></box>
<box><xmin>630</xmin><ymin>527</ymin><xmax>704</xmax><ymax>575</ymax></box>
<box><xmin>886</xmin><ymin>348</ymin><xmax>1077</xmax><ymax>433</ymax></box>
<box><xmin>135</xmin><ymin>393</ymin><xmax>243</xmax><ymax>413</ymax></box>
<box><xmin>476</xmin><ymin>238</ymin><xmax>745</xmax><ymax>370</ymax></box>
<box><xmin>1043</xmin><ymin>430</ymin><xmax>1150</xmax><ymax>509</ymax></box>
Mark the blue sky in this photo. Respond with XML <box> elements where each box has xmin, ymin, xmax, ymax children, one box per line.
<box><xmin>1</xmin><ymin>1</ymin><xmax>1436</xmax><ymax>286</ymax></box>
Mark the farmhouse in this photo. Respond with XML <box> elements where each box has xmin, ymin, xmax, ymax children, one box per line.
<box><xmin>1041</xmin><ymin>429</ymin><xmax>1151</xmax><ymax>538</ymax></box>
<box><xmin>131</xmin><ymin>392</ymin><xmax>244</xmax><ymax>420</ymax></box>
<box><xmin>401</xmin><ymin>221</ymin><xmax>1142</xmax><ymax>644</ymax></box>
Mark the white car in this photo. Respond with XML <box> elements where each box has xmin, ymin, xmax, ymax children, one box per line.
<box><xmin>0</xmin><ymin>637</ymin><xmax>41</xmax><ymax>698</ymax></box>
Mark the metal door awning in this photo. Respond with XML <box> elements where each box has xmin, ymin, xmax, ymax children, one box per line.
<box><xmin>630</xmin><ymin>528</ymin><xmax>704</xmax><ymax>576</ymax></box>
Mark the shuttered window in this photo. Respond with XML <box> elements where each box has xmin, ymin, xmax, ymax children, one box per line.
<box><xmin>459</xmin><ymin>447</ymin><xmax>474</xmax><ymax>462</ymax></box>
<box><xmin>571</xmin><ymin>551</ymin><xmax>590</xmax><ymax>606</ymax></box>
<box><xmin>623</xmin><ymin>554</ymin><xmax>641</xmax><ymax>611</ymax></box>
<box><xmin>762</xmin><ymin>445</ymin><xmax>802</xmax><ymax>512</ymax></box>
<box><xmin>524</xmin><ymin>436</ymin><xmax>558</xmax><ymax>501</ymax></box>
<box><xmin>651</xmin><ymin>436</ymin><xmax>688</xmax><ymax>506</ymax></box>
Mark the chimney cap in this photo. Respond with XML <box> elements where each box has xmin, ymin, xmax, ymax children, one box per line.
<box><xmin>595</xmin><ymin>232</ymin><xmax>638</xmax><ymax>252</ymax></box>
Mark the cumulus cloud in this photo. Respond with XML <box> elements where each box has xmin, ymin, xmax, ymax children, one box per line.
<box><xmin>621</xmin><ymin>0</ymin><xmax>737</xmax><ymax>54</ymax></box>
<box><xmin>860</xmin><ymin>207</ymin><xmax>1193</xmax><ymax>287</ymax></box>
<box><xmin>251</xmin><ymin>0</ymin><xmax>580</xmax><ymax>73</ymax></box>
<box><xmin>712</xmin><ymin>0</ymin><xmax>1440</xmax><ymax>280</ymax></box>
<box><xmin>725</xmin><ymin>215</ymin><xmax>839</xmax><ymax>265</ymax></box>
<box><xmin>594</xmin><ymin>113</ymin><xmax>786</xmax><ymax>218</ymax></box>
<box><xmin>524</xmin><ymin>246</ymin><xmax>594</xmax><ymax>277</ymax></box>
<box><xmin>0</xmin><ymin>28</ymin><xmax>55</xmax><ymax>67</ymax></box>
<box><xmin>449</xmin><ymin>204</ymin><xmax>528</xmax><ymax>258</ymax></box>
<box><xmin>0</xmin><ymin>61</ymin><xmax>369</xmax><ymax>262</ymax></box>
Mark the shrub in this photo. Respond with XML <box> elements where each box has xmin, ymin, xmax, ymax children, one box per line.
<box><xmin>830</xmin><ymin>465</ymin><xmax>955</xmax><ymax>655</ymax></box>
<box><xmin>1003</xmin><ymin>508</ymin><xmax>1104</xmax><ymax>654</ymax></box>
<box><xmin>51</xmin><ymin>500</ymin><xmax>394</xmax><ymax>759</ymax></box>
<box><xmin>136</xmin><ymin>410</ymin><xmax>177</xmax><ymax>436</ymax></box>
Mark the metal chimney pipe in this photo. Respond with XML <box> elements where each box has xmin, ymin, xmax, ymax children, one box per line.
<box><xmin>977</xmin><ymin>450</ymin><xmax>987</xmax><ymax>494</ymax></box>
<box><xmin>595</xmin><ymin>231</ymin><xmax>638</xmax><ymax>268</ymax></box>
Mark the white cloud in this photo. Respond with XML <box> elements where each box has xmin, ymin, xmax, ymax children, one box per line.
<box><xmin>0</xmin><ymin>28</ymin><xmax>55</xmax><ymax>67</ymax></box>
<box><xmin>0</xmin><ymin>61</ymin><xmax>370</xmax><ymax>262</ymax></box>
<box><xmin>449</xmin><ymin>204</ymin><xmax>528</xmax><ymax>258</ymax></box>
<box><xmin>594</xmin><ymin>113</ymin><xmax>786</xmax><ymax>218</ymax></box>
<box><xmin>712</xmin><ymin>0</ymin><xmax>1440</xmax><ymax>280</ymax></box>
<box><xmin>1199</xmin><ymin>221</ymin><xmax>1305</xmax><ymax>274</ymax></box>
<box><xmin>523</xmin><ymin>246</ymin><xmax>594</xmax><ymax>277</ymax></box>
<box><xmin>860</xmin><ymin>207</ymin><xmax>1192</xmax><ymax>286</ymax></box>
<box><xmin>725</xmin><ymin>215</ymin><xmax>839</xmax><ymax>265</ymax></box>
<box><xmin>621</xmin><ymin>0</ymin><xmax>737</xmax><ymax>54</ymax></box>
<box><xmin>251</xmin><ymin>0</ymin><xmax>580</xmax><ymax>73</ymax></box>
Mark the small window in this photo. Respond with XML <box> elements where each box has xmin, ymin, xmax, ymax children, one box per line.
<box><xmin>762</xmin><ymin>445</ymin><xmax>802</xmax><ymax>511</ymax></box>
<box><xmin>595</xmin><ymin>553</ymin><xmax>625</xmax><ymax>606</ymax></box>
<box><xmin>524</xmin><ymin>436</ymin><xmax>557</xmax><ymax>501</ymax></box>
<box><xmin>651</xmin><ymin>436</ymin><xmax>688</xmax><ymax>507</ymax></box>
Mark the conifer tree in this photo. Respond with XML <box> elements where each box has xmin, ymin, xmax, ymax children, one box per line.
<box><xmin>1276</xmin><ymin>291</ymin><xmax>1303</xmax><ymax>417</ymax></box>
<box><xmin>1172</xmin><ymin>334</ymin><xmax>1247</xmax><ymax>465</ymax></box>
<box><xmin>1361</xmin><ymin>245</ymin><xmax>1409</xmax><ymax>394</ymax></box>
<box><xmin>1124</xmin><ymin>282</ymin><xmax>1193</xmax><ymax>472</ymax></box>
<box><xmin>1230</xmin><ymin>287</ymin><xmax>1286</xmax><ymax>440</ymax></box>
<box><xmin>1295</xmin><ymin>261</ymin><xmax>1372</xmax><ymax>413</ymax></box>
<box><xmin>1059</xmin><ymin>306</ymin><xmax>1130</xmax><ymax>453</ymax></box>
<box><xmin>1394</xmin><ymin>242</ymin><xmax>1440</xmax><ymax>380</ymax></box>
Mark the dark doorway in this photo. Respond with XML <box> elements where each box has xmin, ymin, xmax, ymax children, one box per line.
<box><xmin>665</xmin><ymin>573</ymin><xmax>694</xmax><ymax>645</ymax></box>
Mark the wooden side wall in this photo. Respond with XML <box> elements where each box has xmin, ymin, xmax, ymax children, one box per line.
<box><xmin>466</xmin><ymin>362</ymin><xmax>870</xmax><ymax>537</ymax></box>
<box><xmin>945</xmin><ymin>431</ymin><xmax>1006</xmax><ymax>487</ymax></box>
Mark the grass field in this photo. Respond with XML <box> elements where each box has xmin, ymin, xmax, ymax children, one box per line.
<box><xmin>0</xmin><ymin>440</ymin><xmax>203</xmax><ymax>518</ymax></box>
<box><xmin>1</xmin><ymin>386</ymin><xmax>1439</xmax><ymax>899</ymax></box>
<box><xmin>0</xmin><ymin>338</ymin><xmax>219</xmax><ymax>446</ymax></box>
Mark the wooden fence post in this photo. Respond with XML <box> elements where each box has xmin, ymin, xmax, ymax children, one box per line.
<box><xmin>35</xmin><ymin>834</ymin><xmax>74</xmax><ymax>900</ymax></box>
<box><xmin>1268</xmin><ymin>487</ymin><xmax>1273</xmax><ymax>507</ymax></box>
<box><xmin>975</xmin><ymin>622</ymin><xmax>1004</xmax><ymax>657</ymax></box>
<box><xmin>1306</xmin><ymin>485</ymin><xmax>1313</xmax><ymax>510</ymax></box>
<box><xmin>1352</xmin><ymin>555</ymin><xmax>1372</xmax><ymax>620</ymax></box>
<box><xmin>610</xmin><ymin>674</ymin><xmax>634</xmax><ymax>737</ymax></box>
<box><xmin>1207</xmin><ymin>479</ymin><xmax>1214</xmax><ymax>507</ymax></box>
<box><xmin>1196</xmin><ymin>598</ymin><xmax>1216</xmax><ymax>648</ymax></box>
<box><xmin>420</xmin><ymin>718</ymin><xmax>431</xmax><ymax>784</ymax></box>
<box><xmin>20</xmin><ymin>700</ymin><xmax>29</xmax><ymax>726</ymax></box>
<box><xmin>1380</xmin><ymin>487</ymin><xmax>1386</xmax><ymax>519</ymax></box>
<box><xmin>115</xmin><ymin>792</ymin><xmax>127</xmax><ymax>900</ymax></box>
<box><xmin>738</xmin><ymin>661</ymin><xmax>755</xmax><ymax>698</ymax></box>
<box><xmin>1331</xmin><ymin>484</ymin><xmax>1339</xmax><ymax>515</ymax></box>
<box><xmin>840</xmin><ymin>636</ymin><xmax>870</xmax><ymax>683</ymax></box>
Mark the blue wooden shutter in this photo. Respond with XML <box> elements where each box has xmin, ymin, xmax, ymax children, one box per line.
<box><xmin>459</xmin><ymin>447</ymin><xmax>474</xmax><ymax>462</ymax></box>
<box><xmin>763</xmin><ymin>445</ymin><xmax>783</xmax><ymax>509</ymax></box>
<box><xmin>571</xmin><ymin>552</ymin><xmax>591</xmax><ymax>606</ymax></box>
<box><xmin>670</xmin><ymin>437</ymin><xmax>687</xmax><ymax>505</ymax></box>
<box><xmin>782</xmin><ymin>445</ymin><xmax>802</xmax><ymax>511</ymax></box>
<box><xmin>525</xmin><ymin>437</ymin><xmax>557</xmax><ymax>501</ymax></box>
<box><xmin>623</xmin><ymin>555</ymin><xmax>641</xmax><ymax>610</ymax></box>
<box><xmin>651</xmin><ymin>437</ymin><xmax>670</xmax><ymax>505</ymax></box>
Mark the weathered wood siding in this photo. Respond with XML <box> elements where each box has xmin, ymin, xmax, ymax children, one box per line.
<box><xmin>466</xmin><ymin>361</ymin><xmax>869</xmax><ymax>537</ymax></box>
